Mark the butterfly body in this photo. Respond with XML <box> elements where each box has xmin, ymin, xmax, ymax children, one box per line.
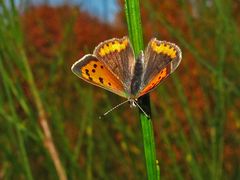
<box><xmin>72</xmin><ymin>36</ymin><xmax>182</xmax><ymax>103</ymax></box>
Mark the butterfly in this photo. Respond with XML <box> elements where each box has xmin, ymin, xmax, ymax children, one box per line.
<box><xmin>71</xmin><ymin>36</ymin><xmax>182</xmax><ymax>116</ymax></box>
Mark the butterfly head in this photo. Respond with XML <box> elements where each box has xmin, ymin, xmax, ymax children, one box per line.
<box><xmin>129</xmin><ymin>98</ymin><xmax>137</xmax><ymax>108</ymax></box>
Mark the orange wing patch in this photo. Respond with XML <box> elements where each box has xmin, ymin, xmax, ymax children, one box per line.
<box><xmin>72</xmin><ymin>55</ymin><xmax>126</xmax><ymax>98</ymax></box>
<box><xmin>151</xmin><ymin>41</ymin><xmax>177</xmax><ymax>59</ymax></box>
<box><xmin>98</xmin><ymin>38</ymin><xmax>128</xmax><ymax>57</ymax></box>
<box><xmin>138</xmin><ymin>67</ymin><xmax>168</xmax><ymax>97</ymax></box>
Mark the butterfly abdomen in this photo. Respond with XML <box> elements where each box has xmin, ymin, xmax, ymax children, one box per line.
<box><xmin>130</xmin><ymin>52</ymin><xmax>144</xmax><ymax>96</ymax></box>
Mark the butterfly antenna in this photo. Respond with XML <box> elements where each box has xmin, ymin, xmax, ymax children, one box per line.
<box><xmin>133</xmin><ymin>100</ymin><xmax>150</xmax><ymax>119</ymax></box>
<box><xmin>99</xmin><ymin>99</ymin><xmax>130</xmax><ymax>119</ymax></box>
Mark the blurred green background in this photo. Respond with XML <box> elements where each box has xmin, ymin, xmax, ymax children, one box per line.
<box><xmin>0</xmin><ymin>0</ymin><xmax>240</xmax><ymax>179</ymax></box>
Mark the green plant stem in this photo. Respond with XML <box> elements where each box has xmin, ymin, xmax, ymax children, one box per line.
<box><xmin>124</xmin><ymin>0</ymin><xmax>159</xmax><ymax>179</ymax></box>
<box><xmin>0</xmin><ymin>61</ymin><xmax>33</xmax><ymax>180</ymax></box>
<box><xmin>0</xmin><ymin>3</ymin><xmax>66</xmax><ymax>178</ymax></box>
<box><xmin>13</xmin><ymin>16</ymin><xmax>67</xmax><ymax>178</ymax></box>
<box><xmin>20</xmin><ymin>49</ymin><xmax>67</xmax><ymax>180</ymax></box>
<box><xmin>211</xmin><ymin>1</ymin><xmax>227</xmax><ymax>179</ymax></box>
<box><xmin>86</xmin><ymin>88</ymin><xmax>93</xmax><ymax>180</ymax></box>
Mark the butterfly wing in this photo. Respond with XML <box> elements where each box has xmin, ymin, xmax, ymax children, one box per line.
<box><xmin>93</xmin><ymin>36</ymin><xmax>135</xmax><ymax>93</ymax></box>
<box><xmin>137</xmin><ymin>38</ymin><xmax>182</xmax><ymax>98</ymax></box>
<box><xmin>71</xmin><ymin>54</ymin><xmax>127</xmax><ymax>98</ymax></box>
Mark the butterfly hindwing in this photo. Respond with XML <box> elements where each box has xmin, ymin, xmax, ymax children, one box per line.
<box><xmin>138</xmin><ymin>64</ymin><xmax>171</xmax><ymax>97</ymax></box>
<box><xmin>71</xmin><ymin>55</ymin><xmax>127</xmax><ymax>98</ymax></box>
<box><xmin>137</xmin><ymin>38</ymin><xmax>182</xmax><ymax>97</ymax></box>
<box><xmin>93</xmin><ymin>36</ymin><xmax>135</xmax><ymax>92</ymax></box>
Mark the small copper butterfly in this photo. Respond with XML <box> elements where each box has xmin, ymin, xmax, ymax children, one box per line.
<box><xmin>71</xmin><ymin>36</ymin><xmax>182</xmax><ymax>116</ymax></box>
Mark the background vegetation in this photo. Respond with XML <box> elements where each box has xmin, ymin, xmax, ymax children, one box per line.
<box><xmin>0</xmin><ymin>0</ymin><xmax>240</xmax><ymax>179</ymax></box>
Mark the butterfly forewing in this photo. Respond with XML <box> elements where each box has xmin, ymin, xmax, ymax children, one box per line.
<box><xmin>71</xmin><ymin>55</ymin><xmax>127</xmax><ymax>98</ymax></box>
<box><xmin>137</xmin><ymin>38</ymin><xmax>182</xmax><ymax>98</ymax></box>
<box><xmin>93</xmin><ymin>36</ymin><xmax>135</xmax><ymax>92</ymax></box>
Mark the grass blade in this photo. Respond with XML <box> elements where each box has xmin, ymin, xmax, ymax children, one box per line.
<box><xmin>125</xmin><ymin>0</ymin><xmax>159</xmax><ymax>179</ymax></box>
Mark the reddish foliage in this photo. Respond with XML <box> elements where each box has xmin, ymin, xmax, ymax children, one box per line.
<box><xmin>74</xmin><ymin>12</ymin><xmax>117</xmax><ymax>53</ymax></box>
<box><xmin>21</xmin><ymin>5</ymin><xmax>124</xmax><ymax>63</ymax></box>
<box><xmin>22</xmin><ymin>5</ymin><xmax>62</xmax><ymax>58</ymax></box>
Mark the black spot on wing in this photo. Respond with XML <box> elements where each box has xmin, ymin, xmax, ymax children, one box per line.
<box><xmin>99</xmin><ymin>77</ymin><xmax>104</xmax><ymax>84</ymax></box>
<box><xmin>85</xmin><ymin>69</ymin><xmax>90</xmax><ymax>76</ymax></box>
